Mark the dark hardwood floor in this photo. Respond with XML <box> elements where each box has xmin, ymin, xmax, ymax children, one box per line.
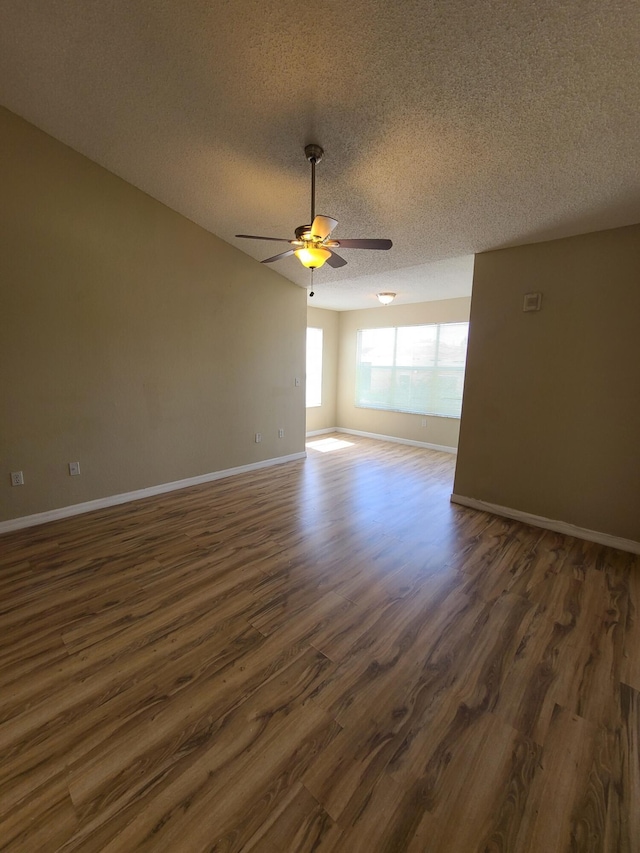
<box><xmin>0</xmin><ymin>433</ymin><xmax>638</xmax><ymax>851</ymax></box>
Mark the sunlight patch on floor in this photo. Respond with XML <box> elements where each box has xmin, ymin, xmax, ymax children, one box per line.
<box><xmin>306</xmin><ymin>437</ymin><xmax>355</xmax><ymax>453</ymax></box>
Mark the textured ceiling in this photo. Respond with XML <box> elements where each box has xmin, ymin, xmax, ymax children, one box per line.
<box><xmin>1</xmin><ymin>1</ymin><xmax>639</xmax><ymax>310</ymax></box>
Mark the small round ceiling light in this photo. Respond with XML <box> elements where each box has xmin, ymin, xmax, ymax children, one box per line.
<box><xmin>377</xmin><ymin>292</ymin><xmax>396</xmax><ymax>305</ymax></box>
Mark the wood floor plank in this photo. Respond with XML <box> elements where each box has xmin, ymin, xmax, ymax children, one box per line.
<box><xmin>510</xmin><ymin>704</ymin><xmax>599</xmax><ymax>852</ymax></box>
<box><xmin>401</xmin><ymin>713</ymin><xmax>541</xmax><ymax>853</ymax></box>
<box><xmin>318</xmin><ymin>771</ymin><xmax>407</xmax><ymax>852</ymax></box>
<box><xmin>310</xmin><ymin>580</ymin><xmax>480</xmax><ymax>731</ymax></box>
<box><xmin>242</xmin><ymin>782</ymin><xmax>342</xmax><ymax>852</ymax></box>
<box><xmin>0</xmin><ymin>775</ymin><xmax>79</xmax><ymax>853</ymax></box>
<box><xmin>58</xmin><ymin>649</ymin><xmax>338</xmax><ymax>851</ymax></box>
<box><xmin>622</xmin><ymin>556</ymin><xmax>640</xmax><ymax>691</ymax></box>
<box><xmin>0</xmin><ymin>433</ymin><xmax>638</xmax><ymax>851</ymax></box>
<box><xmin>0</xmin><ymin>620</ymin><xmax>264</xmax><ymax>819</ymax></box>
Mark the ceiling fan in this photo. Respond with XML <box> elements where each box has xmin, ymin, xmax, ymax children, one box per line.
<box><xmin>236</xmin><ymin>144</ymin><xmax>392</xmax><ymax>271</ymax></box>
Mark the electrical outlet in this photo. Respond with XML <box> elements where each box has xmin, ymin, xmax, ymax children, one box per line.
<box><xmin>255</xmin><ymin>433</ymin><xmax>262</xmax><ymax>443</ymax></box>
<box><xmin>69</xmin><ymin>462</ymin><xmax>81</xmax><ymax>476</ymax></box>
<box><xmin>10</xmin><ymin>471</ymin><xmax>24</xmax><ymax>486</ymax></box>
<box><xmin>278</xmin><ymin>428</ymin><xmax>284</xmax><ymax>438</ymax></box>
<box><xmin>421</xmin><ymin>418</ymin><xmax>427</xmax><ymax>428</ymax></box>
<box><xmin>294</xmin><ymin>377</ymin><xmax>301</xmax><ymax>387</ymax></box>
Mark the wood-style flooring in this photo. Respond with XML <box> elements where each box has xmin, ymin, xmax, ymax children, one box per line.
<box><xmin>1</xmin><ymin>433</ymin><xmax>639</xmax><ymax>852</ymax></box>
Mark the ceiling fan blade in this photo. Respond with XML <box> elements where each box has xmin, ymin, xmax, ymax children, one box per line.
<box><xmin>331</xmin><ymin>239</ymin><xmax>393</xmax><ymax>250</ymax></box>
<box><xmin>236</xmin><ymin>234</ymin><xmax>292</xmax><ymax>242</ymax></box>
<box><xmin>326</xmin><ymin>251</ymin><xmax>348</xmax><ymax>268</ymax></box>
<box><xmin>261</xmin><ymin>249</ymin><xmax>295</xmax><ymax>264</ymax></box>
<box><xmin>311</xmin><ymin>215</ymin><xmax>338</xmax><ymax>241</ymax></box>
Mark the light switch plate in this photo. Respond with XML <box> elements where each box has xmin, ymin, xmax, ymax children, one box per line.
<box><xmin>523</xmin><ymin>292</ymin><xmax>542</xmax><ymax>312</ymax></box>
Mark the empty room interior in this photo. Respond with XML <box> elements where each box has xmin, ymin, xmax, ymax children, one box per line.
<box><xmin>1</xmin><ymin>2</ymin><xmax>639</xmax><ymax>851</ymax></box>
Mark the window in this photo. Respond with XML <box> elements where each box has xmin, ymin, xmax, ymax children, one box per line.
<box><xmin>355</xmin><ymin>322</ymin><xmax>468</xmax><ymax>418</ymax></box>
<box><xmin>306</xmin><ymin>327</ymin><xmax>323</xmax><ymax>408</ymax></box>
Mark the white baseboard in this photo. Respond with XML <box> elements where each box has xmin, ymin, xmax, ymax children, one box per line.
<box><xmin>336</xmin><ymin>428</ymin><xmax>457</xmax><ymax>455</ymax></box>
<box><xmin>0</xmin><ymin>452</ymin><xmax>307</xmax><ymax>535</ymax></box>
<box><xmin>305</xmin><ymin>428</ymin><xmax>337</xmax><ymax>437</ymax></box>
<box><xmin>450</xmin><ymin>493</ymin><xmax>640</xmax><ymax>555</ymax></box>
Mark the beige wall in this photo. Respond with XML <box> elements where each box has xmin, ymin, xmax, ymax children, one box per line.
<box><xmin>306</xmin><ymin>306</ymin><xmax>339</xmax><ymax>433</ymax></box>
<box><xmin>0</xmin><ymin>108</ymin><xmax>306</xmax><ymax>522</ymax></box>
<box><xmin>454</xmin><ymin>223</ymin><xmax>640</xmax><ymax>542</ymax></box>
<box><xmin>337</xmin><ymin>298</ymin><xmax>471</xmax><ymax>449</ymax></box>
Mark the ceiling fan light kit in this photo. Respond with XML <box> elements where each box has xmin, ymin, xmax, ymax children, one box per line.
<box><xmin>236</xmin><ymin>145</ymin><xmax>392</xmax><ymax>272</ymax></box>
<box><xmin>295</xmin><ymin>245</ymin><xmax>332</xmax><ymax>269</ymax></box>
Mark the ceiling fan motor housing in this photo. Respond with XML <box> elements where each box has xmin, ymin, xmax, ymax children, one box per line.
<box><xmin>295</xmin><ymin>224</ymin><xmax>315</xmax><ymax>243</ymax></box>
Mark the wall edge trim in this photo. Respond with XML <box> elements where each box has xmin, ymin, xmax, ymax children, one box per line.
<box><xmin>0</xmin><ymin>452</ymin><xmax>308</xmax><ymax>534</ymax></box>
<box><xmin>450</xmin><ymin>493</ymin><xmax>640</xmax><ymax>555</ymax></box>
<box><xmin>336</xmin><ymin>428</ymin><xmax>457</xmax><ymax>454</ymax></box>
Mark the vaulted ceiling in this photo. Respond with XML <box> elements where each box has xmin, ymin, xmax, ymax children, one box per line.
<box><xmin>1</xmin><ymin>1</ymin><xmax>639</xmax><ymax>309</ymax></box>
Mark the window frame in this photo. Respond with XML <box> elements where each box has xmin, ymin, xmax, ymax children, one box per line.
<box><xmin>354</xmin><ymin>321</ymin><xmax>468</xmax><ymax>419</ymax></box>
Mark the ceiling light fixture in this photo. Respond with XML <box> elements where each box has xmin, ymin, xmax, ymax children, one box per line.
<box><xmin>294</xmin><ymin>246</ymin><xmax>332</xmax><ymax>269</ymax></box>
<box><xmin>236</xmin><ymin>145</ymin><xmax>392</xmax><ymax>270</ymax></box>
<box><xmin>377</xmin><ymin>292</ymin><xmax>396</xmax><ymax>305</ymax></box>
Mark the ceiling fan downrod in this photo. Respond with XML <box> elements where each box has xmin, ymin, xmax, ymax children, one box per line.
<box><xmin>305</xmin><ymin>144</ymin><xmax>323</xmax><ymax>226</ymax></box>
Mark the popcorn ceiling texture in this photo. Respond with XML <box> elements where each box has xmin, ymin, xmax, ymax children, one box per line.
<box><xmin>1</xmin><ymin>0</ymin><xmax>639</xmax><ymax>310</ymax></box>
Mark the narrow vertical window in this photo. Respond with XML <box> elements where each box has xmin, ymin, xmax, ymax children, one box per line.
<box><xmin>306</xmin><ymin>327</ymin><xmax>323</xmax><ymax>408</ymax></box>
